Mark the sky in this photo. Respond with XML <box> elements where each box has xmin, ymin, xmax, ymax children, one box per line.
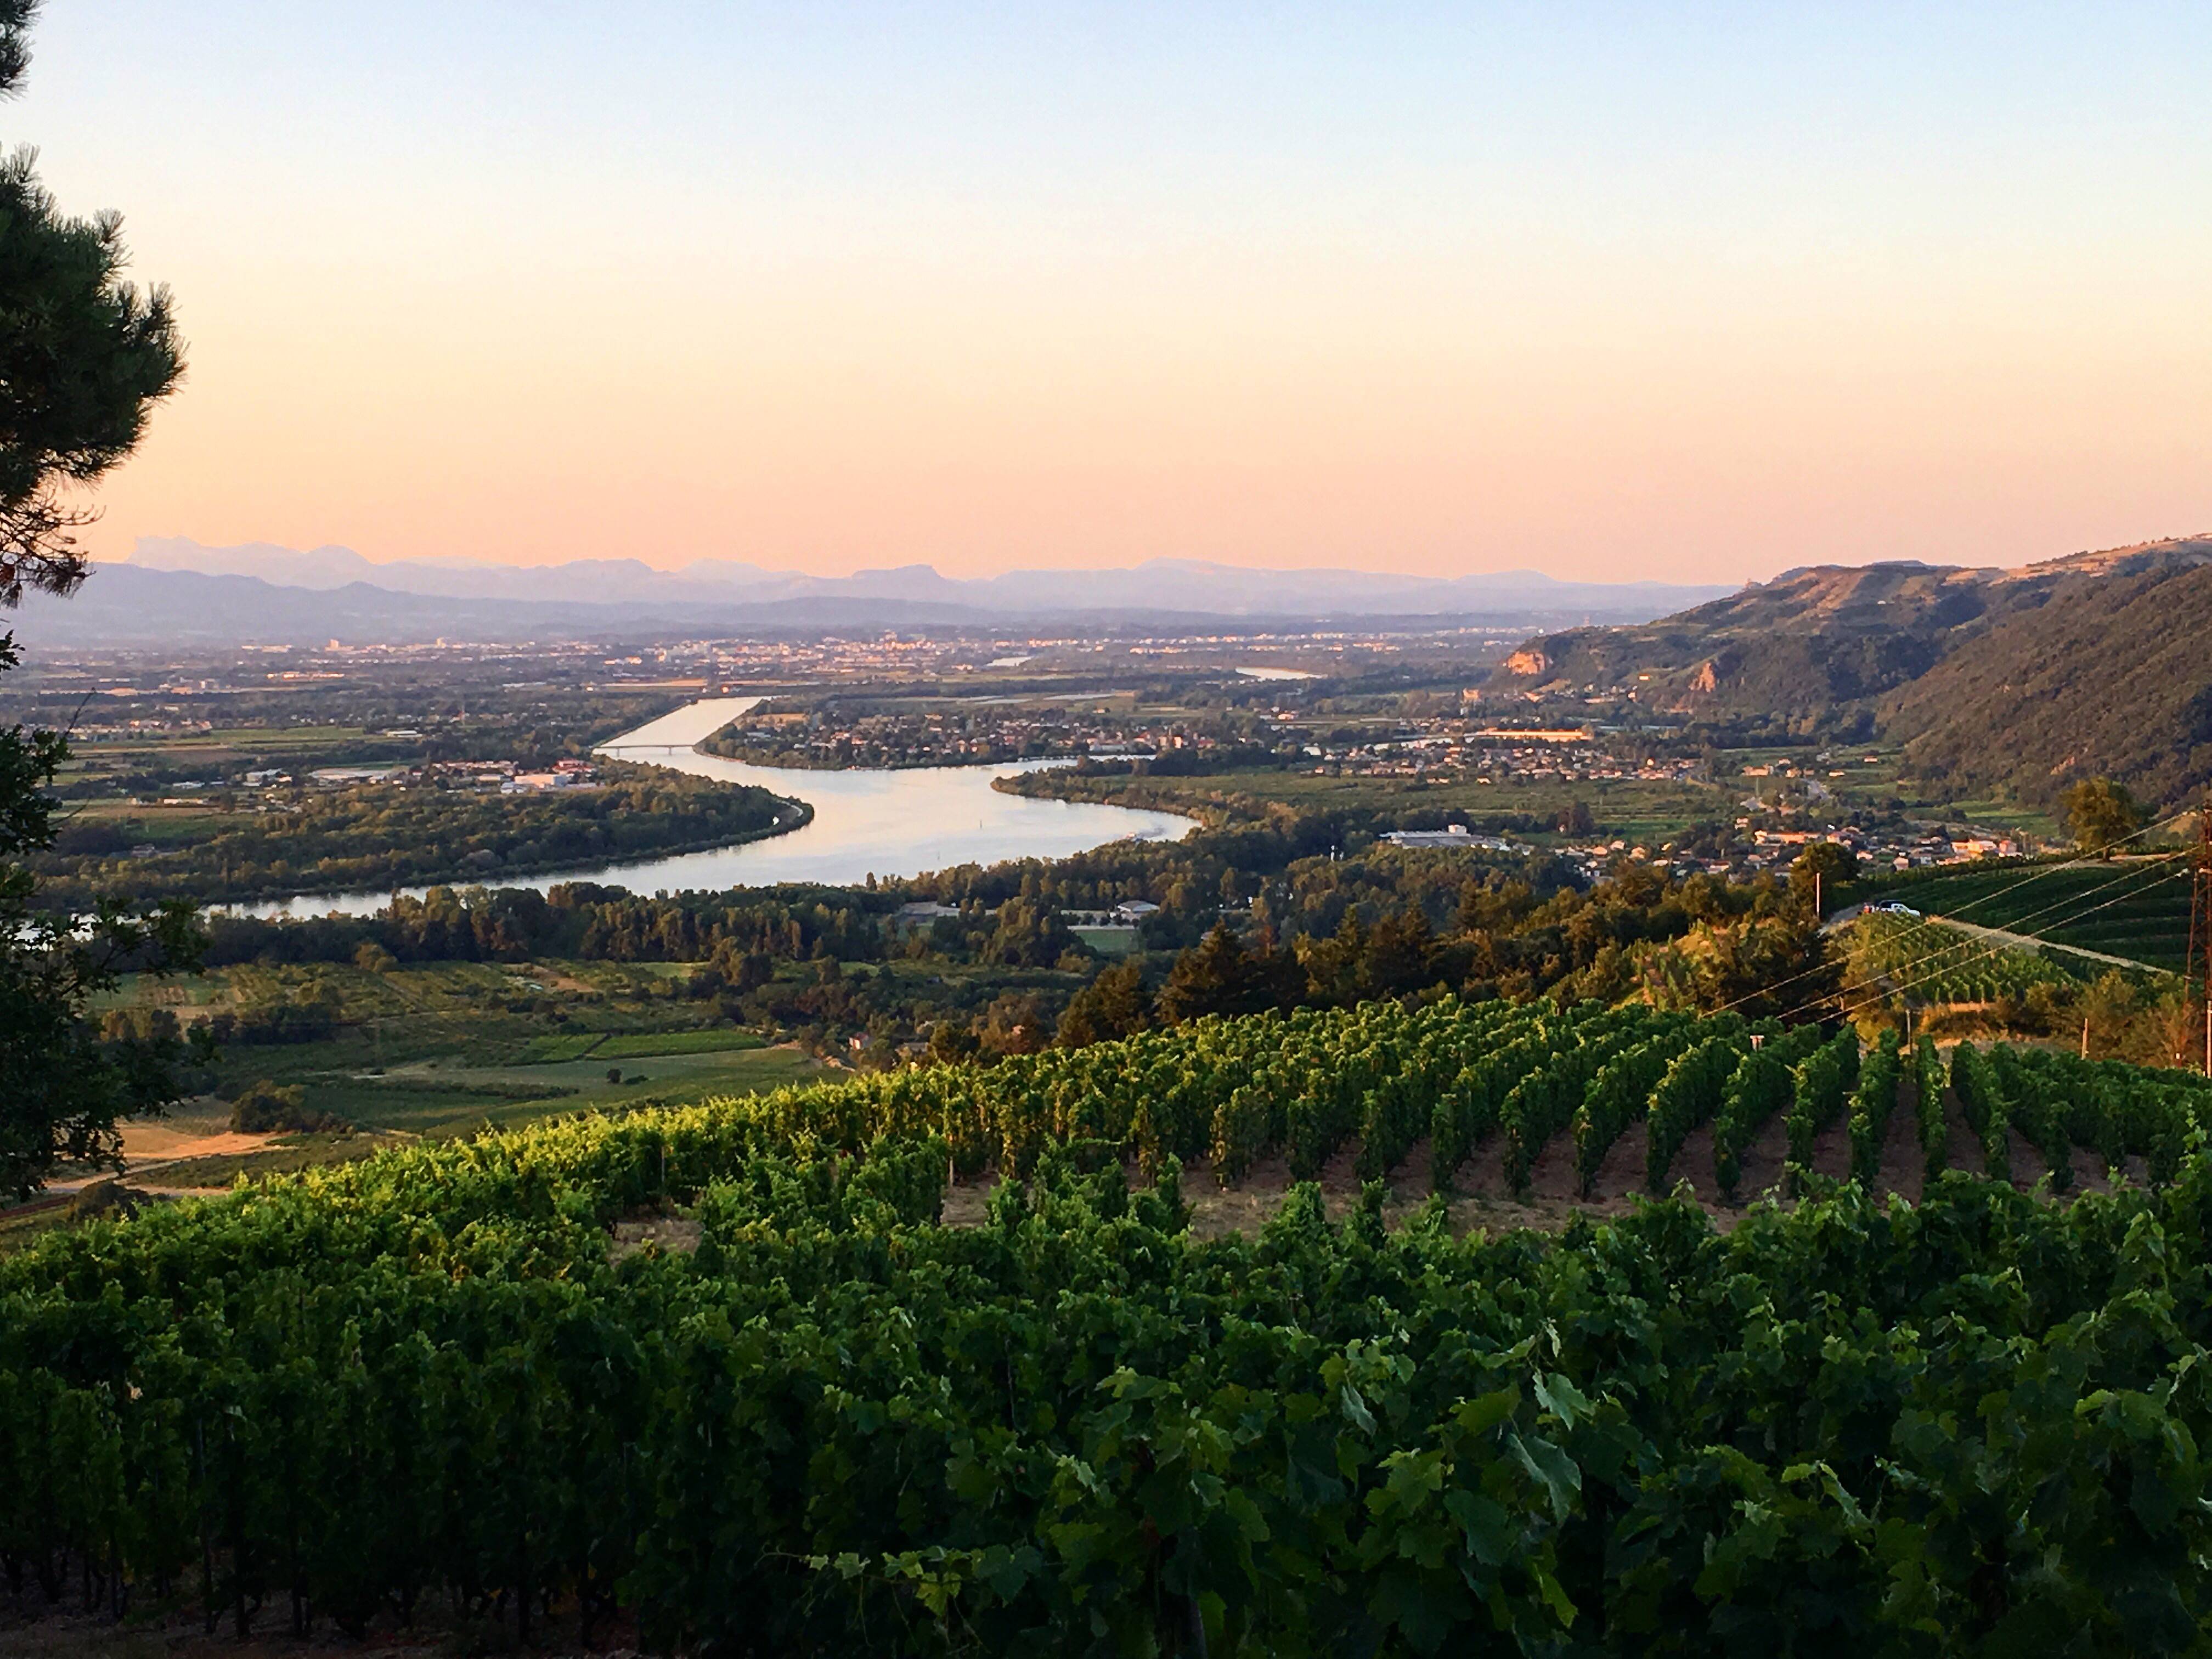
<box><xmin>14</xmin><ymin>2</ymin><xmax>2212</xmax><ymax>584</ymax></box>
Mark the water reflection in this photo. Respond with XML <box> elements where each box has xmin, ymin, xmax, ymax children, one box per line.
<box><xmin>231</xmin><ymin>699</ymin><xmax>1192</xmax><ymax>918</ymax></box>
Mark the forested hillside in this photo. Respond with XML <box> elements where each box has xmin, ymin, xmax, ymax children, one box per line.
<box><xmin>1491</xmin><ymin>560</ymin><xmax>1991</xmax><ymax>721</ymax></box>
<box><xmin>1486</xmin><ymin>535</ymin><xmax>2212</xmax><ymax>804</ymax></box>
<box><xmin>1882</xmin><ymin>561</ymin><xmax>2212</xmax><ymax>808</ymax></box>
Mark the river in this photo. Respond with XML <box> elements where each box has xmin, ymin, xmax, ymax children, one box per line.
<box><xmin>232</xmin><ymin>697</ymin><xmax>1193</xmax><ymax>918</ymax></box>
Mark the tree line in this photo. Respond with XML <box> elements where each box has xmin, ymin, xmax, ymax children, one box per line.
<box><xmin>34</xmin><ymin>766</ymin><xmax>795</xmax><ymax>907</ymax></box>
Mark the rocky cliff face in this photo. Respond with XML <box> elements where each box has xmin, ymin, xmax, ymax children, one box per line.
<box><xmin>1486</xmin><ymin>535</ymin><xmax>2212</xmax><ymax>722</ymax></box>
<box><xmin>1482</xmin><ymin>533</ymin><xmax>2212</xmax><ymax>803</ymax></box>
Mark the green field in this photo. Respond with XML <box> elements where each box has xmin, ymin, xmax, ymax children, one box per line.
<box><xmin>1017</xmin><ymin>767</ymin><xmax>1734</xmax><ymax>844</ymax></box>
<box><xmin>91</xmin><ymin>956</ymin><xmax>831</xmax><ymax>1155</ymax></box>
<box><xmin>1069</xmin><ymin>925</ymin><xmax>1141</xmax><ymax>957</ymax></box>
<box><xmin>335</xmin><ymin>1045</ymin><xmax>821</xmax><ymax>1135</ymax></box>
<box><xmin>129</xmin><ymin>1042</ymin><xmax>825</xmax><ymax>1154</ymax></box>
<box><xmin>595</xmin><ymin>1028</ymin><xmax>767</xmax><ymax>1058</ymax></box>
<box><xmin>1867</xmin><ymin>856</ymin><xmax>2193</xmax><ymax>970</ymax></box>
<box><xmin>518</xmin><ymin>1031</ymin><xmax>610</xmax><ymax>1063</ymax></box>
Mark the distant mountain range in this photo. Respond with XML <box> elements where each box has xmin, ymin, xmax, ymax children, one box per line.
<box><xmin>1489</xmin><ymin>534</ymin><xmax>2212</xmax><ymax>807</ymax></box>
<box><xmin>0</xmin><ymin>538</ymin><xmax>1735</xmax><ymax>645</ymax></box>
<box><xmin>117</xmin><ymin>538</ymin><xmax>1730</xmax><ymax>618</ymax></box>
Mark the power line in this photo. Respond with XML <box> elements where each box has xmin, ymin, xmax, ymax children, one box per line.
<box><xmin>1706</xmin><ymin>814</ymin><xmax>2196</xmax><ymax>1019</ymax></box>
<box><xmin>1819</xmin><ymin>846</ymin><xmax>2194</xmax><ymax>1011</ymax></box>
<box><xmin>1820</xmin><ymin>808</ymin><xmax>2193</xmax><ymax>960</ymax></box>
<box><xmin>1836</xmin><ymin>859</ymin><xmax>2192</xmax><ymax>1017</ymax></box>
<box><xmin>1820</xmin><ymin>862</ymin><xmax>2197</xmax><ymax>1027</ymax></box>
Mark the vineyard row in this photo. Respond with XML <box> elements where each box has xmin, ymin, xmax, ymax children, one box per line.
<box><xmin>7</xmin><ymin>1000</ymin><xmax>2212</xmax><ymax>1652</ymax></box>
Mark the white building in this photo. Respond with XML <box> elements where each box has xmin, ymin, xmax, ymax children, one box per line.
<box><xmin>1381</xmin><ymin>825</ymin><xmax>1523</xmax><ymax>853</ymax></box>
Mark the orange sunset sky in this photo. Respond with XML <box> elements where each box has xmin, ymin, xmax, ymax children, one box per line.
<box><xmin>12</xmin><ymin>3</ymin><xmax>2212</xmax><ymax>583</ymax></box>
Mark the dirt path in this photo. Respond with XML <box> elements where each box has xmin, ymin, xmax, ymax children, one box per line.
<box><xmin>115</xmin><ymin>1127</ymin><xmax>277</xmax><ymax>1164</ymax></box>
<box><xmin>17</xmin><ymin>1124</ymin><xmax>283</xmax><ymax>1205</ymax></box>
<box><xmin>1924</xmin><ymin>912</ymin><xmax>2151</xmax><ymax>973</ymax></box>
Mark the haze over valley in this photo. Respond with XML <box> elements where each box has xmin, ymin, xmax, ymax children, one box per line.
<box><xmin>0</xmin><ymin>537</ymin><xmax>1741</xmax><ymax>646</ymax></box>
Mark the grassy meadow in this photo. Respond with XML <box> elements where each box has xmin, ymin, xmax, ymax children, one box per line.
<box><xmin>89</xmin><ymin>955</ymin><xmax>832</xmax><ymax>1184</ymax></box>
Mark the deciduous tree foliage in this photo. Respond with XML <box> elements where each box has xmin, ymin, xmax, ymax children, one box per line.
<box><xmin>1054</xmin><ymin>957</ymin><xmax>1151</xmax><ymax>1046</ymax></box>
<box><xmin>2061</xmin><ymin>775</ymin><xmax>2145</xmax><ymax>857</ymax></box>
<box><xmin>1787</xmin><ymin>838</ymin><xmax>1857</xmax><ymax>905</ymax></box>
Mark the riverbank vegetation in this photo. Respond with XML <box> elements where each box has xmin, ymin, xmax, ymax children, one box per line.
<box><xmin>31</xmin><ymin>762</ymin><xmax>803</xmax><ymax>907</ymax></box>
<box><xmin>998</xmin><ymin>757</ymin><xmax>1729</xmax><ymax>847</ymax></box>
<box><xmin>41</xmin><ymin>693</ymin><xmax>691</xmax><ymax>802</ymax></box>
<box><xmin>701</xmin><ymin>695</ymin><xmax>1092</xmax><ymax>769</ymax></box>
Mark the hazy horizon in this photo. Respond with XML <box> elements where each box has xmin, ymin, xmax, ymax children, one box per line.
<box><xmin>98</xmin><ymin>527</ymin><xmax>2212</xmax><ymax>587</ymax></box>
<box><xmin>16</xmin><ymin>4</ymin><xmax>2212</xmax><ymax>584</ymax></box>
<box><xmin>101</xmin><ymin>534</ymin><xmax>1740</xmax><ymax>586</ymax></box>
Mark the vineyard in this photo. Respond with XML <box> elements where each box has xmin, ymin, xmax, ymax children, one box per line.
<box><xmin>1842</xmin><ymin>911</ymin><xmax>2081</xmax><ymax>1004</ymax></box>
<box><xmin>1864</xmin><ymin>858</ymin><xmax>2195</xmax><ymax>972</ymax></box>
<box><xmin>9</xmin><ymin>996</ymin><xmax>2212</xmax><ymax>1653</ymax></box>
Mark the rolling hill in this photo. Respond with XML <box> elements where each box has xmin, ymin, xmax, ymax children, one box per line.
<box><xmin>1492</xmin><ymin>560</ymin><xmax>1996</xmax><ymax>720</ymax></box>
<box><xmin>1489</xmin><ymin>534</ymin><xmax>2212</xmax><ymax>805</ymax></box>
<box><xmin>1882</xmin><ymin>560</ymin><xmax>2212</xmax><ymax>810</ymax></box>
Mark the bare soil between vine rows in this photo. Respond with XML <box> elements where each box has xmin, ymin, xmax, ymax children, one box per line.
<box><xmin>939</xmin><ymin>1077</ymin><xmax>2140</xmax><ymax>1238</ymax></box>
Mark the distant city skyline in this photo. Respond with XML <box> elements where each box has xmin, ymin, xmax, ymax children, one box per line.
<box><xmin>15</xmin><ymin>3</ymin><xmax>2212</xmax><ymax>583</ymax></box>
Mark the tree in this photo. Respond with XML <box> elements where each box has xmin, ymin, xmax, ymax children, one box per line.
<box><xmin>0</xmin><ymin>31</ymin><xmax>184</xmax><ymax>598</ymax></box>
<box><xmin>978</xmin><ymin>991</ymin><xmax>1050</xmax><ymax>1056</ymax></box>
<box><xmin>2079</xmin><ymin>969</ymin><xmax>2136</xmax><ymax>1060</ymax></box>
<box><xmin>1056</xmin><ymin>959</ymin><xmax>1150</xmax><ymax>1046</ymax></box>
<box><xmin>2</xmin><ymin>634</ymin><xmax>206</xmax><ymax>1195</ymax></box>
<box><xmin>981</xmin><ymin>896</ymin><xmax>1079</xmax><ymax>969</ymax></box>
<box><xmin>1691</xmin><ymin>913</ymin><xmax>1832</xmax><ymax>1020</ymax></box>
<box><xmin>1361</xmin><ymin>906</ymin><xmax>1441</xmax><ymax>997</ymax></box>
<box><xmin>0</xmin><ymin>4</ymin><xmax>192</xmax><ymax>1195</ymax></box>
<box><xmin>1156</xmin><ymin>924</ymin><xmax>1305</xmax><ymax>1023</ymax></box>
<box><xmin>927</xmin><ymin>1018</ymin><xmax>980</xmax><ymax>1066</ymax></box>
<box><xmin>1788</xmin><ymin>841</ymin><xmax>1858</xmax><ymax>911</ymax></box>
<box><xmin>2060</xmin><ymin>777</ymin><xmax>2143</xmax><ymax>857</ymax></box>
